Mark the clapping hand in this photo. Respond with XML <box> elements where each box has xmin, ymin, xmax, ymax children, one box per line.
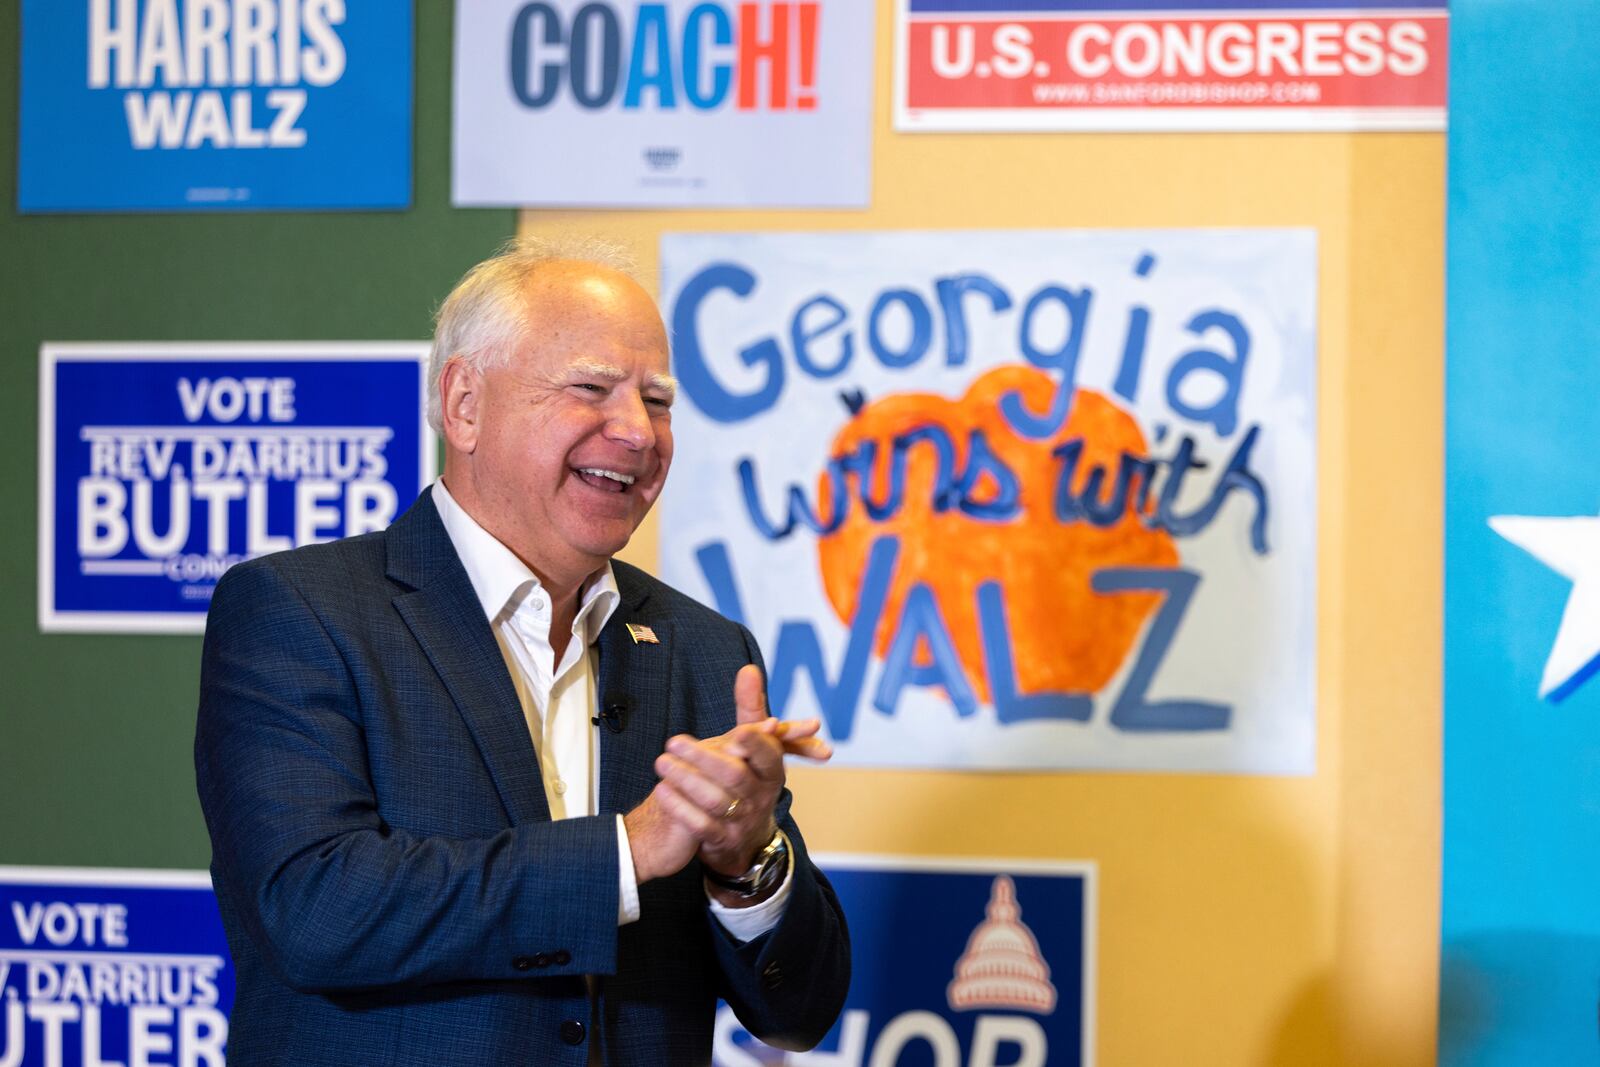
<box><xmin>624</xmin><ymin>666</ymin><xmax>831</xmax><ymax>887</ymax></box>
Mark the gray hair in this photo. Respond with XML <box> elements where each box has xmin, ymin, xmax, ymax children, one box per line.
<box><xmin>426</xmin><ymin>235</ymin><xmax>643</xmax><ymax>432</ymax></box>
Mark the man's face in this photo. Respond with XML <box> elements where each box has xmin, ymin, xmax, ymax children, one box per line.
<box><xmin>457</xmin><ymin>263</ymin><xmax>675</xmax><ymax>586</ymax></box>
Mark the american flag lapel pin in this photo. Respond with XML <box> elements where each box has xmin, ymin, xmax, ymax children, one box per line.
<box><xmin>626</xmin><ymin>623</ymin><xmax>659</xmax><ymax>645</ymax></box>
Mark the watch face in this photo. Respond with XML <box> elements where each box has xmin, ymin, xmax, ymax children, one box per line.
<box><xmin>755</xmin><ymin>832</ymin><xmax>790</xmax><ymax>893</ymax></box>
<box><xmin>706</xmin><ymin>832</ymin><xmax>790</xmax><ymax>897</ymax></box>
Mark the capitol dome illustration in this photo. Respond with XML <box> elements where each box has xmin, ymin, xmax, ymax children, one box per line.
<box><xmin>946</xmin><ymin>875</ymin><xmax>1057</xmax><ymax>1014</ymax></box>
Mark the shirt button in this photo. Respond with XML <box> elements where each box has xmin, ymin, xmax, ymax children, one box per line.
<box><xmin>512</xmin><ymin>956</ymin><xmax>533</xmax><ymax>972</ymax></box>
<box><xmin>531</xmin><ymin>594</ymin><xmax>546</xmax><ymax>611</ymax></box>
<box><xmin>559</xmin><ymin>1020</ymin><xmax>586</xmax><ymax>1046</ymax></box>
<box><xmin>553</xmin><ymin>780</ymin><xmax>567</xmax><ymax>796</ymax></box>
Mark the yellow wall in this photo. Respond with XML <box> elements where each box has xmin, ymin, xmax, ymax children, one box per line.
<box><xmin>521</xmin><ymin>4</ymin><xmax>1444</xmax><ymax>1061</ymax></box>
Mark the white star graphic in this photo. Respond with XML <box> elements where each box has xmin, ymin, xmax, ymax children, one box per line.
<box><xmin>1489</xmin><ymin>513</ymin><xmax>1600</xmax><ymax>701</ymax></box>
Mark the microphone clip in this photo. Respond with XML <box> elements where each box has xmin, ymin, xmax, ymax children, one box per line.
<box><xmin>593</xmin><ymin>697</ymin><xmax>628</xmax><ymax>734</ymax></box>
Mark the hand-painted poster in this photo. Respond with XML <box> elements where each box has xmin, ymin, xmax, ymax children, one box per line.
<box><xmin>39</xmin><ymin>343</ymin><xmax>433</xmax><ymax>634</ymax></box>
<box><xmin>0</xmin><ymin>867</ymin><xmax>233</xmax><ymax>1066</ymax></box>
<box><xmin>453</xmin><ymin>1</ymin><xmax>874</xmax><ymax>207</ymax></box>
<box><xmin>656</xmin><ymin>230</ymin><xmax>1318</xmax><ymax>771</ymax></box>
<box><xmin>18</xmin><ymin>0</ymin><xmax>412</xmax><ymax>212</ymax></box>
<box><xmin>659</xmin><ymin>231</ymin><xmax>1317</xmax><ymax>774</ymax></box>
<box><xmin>896</xmin><ymin>0</ymin><xmax>1448</xmax><ymax>132</ymax></box>
<box><xmin>715</xmin><ymin>857</ymin><xmax>1095</xmax><ymax>1066</ymax></box>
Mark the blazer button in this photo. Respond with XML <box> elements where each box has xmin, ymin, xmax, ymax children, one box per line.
<box><xmin>553</xmin><ymin>949</ymin><xmax>572</xmax><ymax>966</ymax></box>
<box><xmin>512</xmin><ymin>956</ymin><xmax>533</xmax><ymax>972</ymax></box>
<box><xmin>559</xmin><ymin>1019</ymin><xmax>586</xmax><ymax>1046</ymax></box>
<box><xmin>761</xmin><ymin>961</ymin><xmax>784</xmax><ymax>989</ymax></box>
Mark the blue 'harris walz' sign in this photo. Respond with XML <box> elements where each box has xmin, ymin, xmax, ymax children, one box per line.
<box><xmin>39</xmin><ymin>344</ymin><xmax>433</xmax><ymax>634</ymax></box>
<box><xmin>0</xmin><ymin>868</ymin><xmax>235</xmax><ymax>1067</ymax></box>
<box><xmin>18</xmin><ymin>0</ymin><xmax>411</xmax><ymax>212</ymax></box>
<box><xmin>716</xmin><ymin>859</ymin><xmax>1095</xmax><ymax>1067</ymax></box>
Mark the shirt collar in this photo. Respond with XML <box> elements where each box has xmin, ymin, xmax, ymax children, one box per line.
<box><xmin>431</xmin><ymin>479</ymin><xmax>620</xmax><ymax>644</ymax></box>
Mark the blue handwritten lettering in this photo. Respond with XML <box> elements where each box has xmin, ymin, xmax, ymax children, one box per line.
<box><xmin>977</xmin><ymin>582</ymin><xmax>1092</xmax><ymax>723</ymax></box>
<box><xmin>1113</xmin><ymin>252</ymin><xmax>1157</xmax><ymax>403</ymax></box>
<box><xmin>696</xmin><ymin>536</ymin><xmax>899</xmax><ymax>742</ymax></box>
<box><xmin>1091</xmin><ymin>567</ymin><xmax>1231</xmax><ymax>731</ymax></box>
<box><xmin>672</xmin><ymin>263</ymin><xmax>784</xmax><ymax>423</ymax></box>
<box><xmin>874</xmin><ymin>583</ymin><xmax>977</xmax><ymax>718</ymax></box>
<box><xmin>1000</xmin><ymin>284</ymin><xmax>1091</xmax><ymax>439</ymax></box>
<box><xmin>1167</xmin><ymin>309</ymin><xmax>1250</xmax><ymax>437</ymax></box>
<box><xmin>935</xmin><ymin>272</ymin><xmax>1013</xmax><ymax>367</ymax></box>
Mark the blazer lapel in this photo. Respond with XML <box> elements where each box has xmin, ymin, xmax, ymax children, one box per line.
<box><xmin>386</xmin><ymin>491</ymin><xmax>550</xmax><ymax>826</ymax></box>
<box><xmin>596</xmin><ymin>574</ymin><xmax>674</xmax><ymax>816</ymax></box>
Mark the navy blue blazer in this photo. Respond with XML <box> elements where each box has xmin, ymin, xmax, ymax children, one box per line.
<box><xmin>194</xmin><ymin>489</ymin><xmax>849</xmax><ymax>1065</ymax></box>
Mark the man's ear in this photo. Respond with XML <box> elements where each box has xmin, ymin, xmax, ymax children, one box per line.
<box><xmin>439</xmin><ymin>357</ymin><xmax>483</xmax><ymax>454</ymax></box>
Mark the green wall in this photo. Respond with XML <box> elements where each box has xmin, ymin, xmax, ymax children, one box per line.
<box><xmin>0</xmin><ymin>3</ymin><xmax>515</xmax><ymax>867</ymax></box>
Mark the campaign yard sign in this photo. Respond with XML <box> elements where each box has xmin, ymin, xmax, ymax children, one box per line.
<box><xmin>715</xmin><ymin>858</ymin><xmax>1095</xmax><ymax>1067</ymax></box>
<box><xmin>659</xmin><ymin>231</ymin><xmax>1317</xmax><ymax>775</ymax></box>
<box><xmin>18</xmin><ymin>0</ymin><xmax>412</xmax><ymax>212</ymax></box>
<box><xmin>0</xmin><ymin>868</ymin><xmax>234</xmax><ymax>1067</ymax></box>
<box><xmin>39</xmin><ymin>344</ymin><xmax>433</xmax><ymax>634</ymax></box>
<box><xmin>896</xmin><ymin>0</ymin><xmax>1448</xmax><ymax>132</ymax></box>
<box><xmin>452</xmin><ymin>1</ymin><xmax>874</xmax><ymax>207</ymax></box>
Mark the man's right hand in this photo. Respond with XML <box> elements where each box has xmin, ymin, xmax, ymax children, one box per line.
<box><xmin>624</xmin><ymin>780</ymin><xmax>709</xmax><ymax>884</ymax></box>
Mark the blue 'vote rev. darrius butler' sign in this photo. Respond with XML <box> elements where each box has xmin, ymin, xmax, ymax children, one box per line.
<box><xmin>17</xmin><ymin>0</ymin><xmax>412</xmax><ymax>212</ymax></box>
<box><xmin>39</xmin><ymin>343</ymin><xmax>434</xmax><ymax>634</ymax></box>
<box><xmin>0</xmin><ymin>867</ymin><xmax>235</xmax><ymax>1067</ymax></box>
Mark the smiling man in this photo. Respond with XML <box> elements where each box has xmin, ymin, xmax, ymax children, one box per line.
<box><xmin>194</xmin><ymin>237</ymin><xmax>850</xmax><ymax>1066</ymax></box>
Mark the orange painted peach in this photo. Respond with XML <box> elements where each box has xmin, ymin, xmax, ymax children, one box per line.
<box><xmin>816</xmin><ymin>365</ymin><xmax>1179</xmax><ymax>702</ymax></box>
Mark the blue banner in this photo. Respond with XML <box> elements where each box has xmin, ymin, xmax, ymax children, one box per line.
<box><xmin>717</xmin><ymin>859</ymin><xmax>1094</xmax><ymax>1066</ymax></box>
<box><xmin>18</xmin><ymin>1</ymin><xmax>412</xmax><ymax>212</ymax></box>
<box><xmin>1441</xmin><ymin>1</ymin><xmax>1600</xmax><ymax>1062</ymax></box>
<box><xmin>39</xmin><ymin>344</ymin><xmax>433</xmax><ymax>633</ymax></box>
<box><xmin>0</xmin><ymin>868</ymin><xmax>234</xmax><ymax>1067</ymax></box>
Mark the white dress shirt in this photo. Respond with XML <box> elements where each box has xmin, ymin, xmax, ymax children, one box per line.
<box><xmin>431</xmin><ymin>480</ymin><xmax>789</xmax><ymax>940</ymax></box>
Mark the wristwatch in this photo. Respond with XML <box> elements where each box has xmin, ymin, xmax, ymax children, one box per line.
<box><xmin>704</xmin><ymin>830</ymin><xmax>790</xmax><ymax>899</ymax></box>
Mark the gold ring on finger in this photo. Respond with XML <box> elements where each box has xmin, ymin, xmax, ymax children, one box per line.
<box><xmin>723</xmin><ymin>798</ymin><xmax>740</xmax><ymax>820</ymax></box>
